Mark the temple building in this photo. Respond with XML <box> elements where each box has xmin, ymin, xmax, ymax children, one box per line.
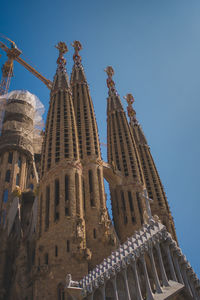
<box><xmin>0</xmin><ymin>41</ymin><xmax>199</xmax><ymax>300</ymax></box>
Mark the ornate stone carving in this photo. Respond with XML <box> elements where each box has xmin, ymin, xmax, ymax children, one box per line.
<box><xmin>65</xmin><ymin>274</ymin><xmax>79</xmax><ymax>288</ymax></box>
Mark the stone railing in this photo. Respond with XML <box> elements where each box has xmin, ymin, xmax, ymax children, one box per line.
<box><xmin>66</xmin><ymin>219</ymin><xmax>200</xmax><ymax>300</ymax></box>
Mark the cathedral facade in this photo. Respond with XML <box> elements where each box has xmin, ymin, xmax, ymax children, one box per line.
<box><xmin>0</xmin><ymin>41</ymin><xmax>199</xmax><ymax>300</ymax></box>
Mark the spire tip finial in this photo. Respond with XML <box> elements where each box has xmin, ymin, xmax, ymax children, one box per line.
<box><xmin>124</xmin><ymin>93</ymin><xmax>137</xmax><ymax>123</ymax></box>
<box><xmin>105</xmin><ymin>66</ymin><xmax>117</xmax><ymax>95</ymax></box>
<box><xmin>72</xmin><ymin>40</ymin><xmax>82</xmax><ymax>63</ymax></box>
<box><xmin>55</xmin><ymin>41</ymin><xmax>68</xmax><ymax>70</ymax></box>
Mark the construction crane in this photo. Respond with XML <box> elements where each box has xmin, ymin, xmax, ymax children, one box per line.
<box><xmin>0</xmin><ymin>35</ymin><xmax>53</xmax><ymax>95</ymax></box>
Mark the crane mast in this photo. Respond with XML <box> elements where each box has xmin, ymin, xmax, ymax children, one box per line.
<box><xmin>0</xmin><ymin>39</ymin><xmax>53</xmax><ymax>96</ymax></box>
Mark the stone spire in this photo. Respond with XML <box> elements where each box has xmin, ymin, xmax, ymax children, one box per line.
<box><xmin>52</xmin><ymin>41</ymin><xmax>70</xmax><ymax>91</ymax></box>
<box><xmin>35</xmin><ymin>42</ymin><xmax>88</xmax><ymax>299</ymax></box>
<box><xmin>71</xmin><ymin>43</ymin><xmax>117</xmax><ymax>270</ymax></box>
<box><xmin>125</xmin><ymin>93</ymin><xmax>177</xmax><ymax>241</ymax></box>
<box><xmin>105</xmin><ymin>67</ymin><xmax>146</xmax><ymax>243</ymax></box>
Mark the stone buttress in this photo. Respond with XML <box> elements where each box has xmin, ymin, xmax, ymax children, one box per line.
<box><xmin>125</xmin><ymin>93</ymin><xmax>177</xmax><ymax>241</ymax></box>
<box><xmin>105</xmin><ymin>66</ymin><xmax>146</xmax><ymax>243</ymax></box>
<box><xmin>70</xmin><ymin>42</ymin><xmax>118</xmax><ymax>270</ymax></box>
<box><xmin>34</xmin><ymin>42</ymin><xmax>88</xmax><ymax>299</ymax></box>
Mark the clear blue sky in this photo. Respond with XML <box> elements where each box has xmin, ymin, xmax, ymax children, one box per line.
<box><xmin>1</xmin><ymin>0</ymin><xmax>200</xmax><ymax>276</ymax></box>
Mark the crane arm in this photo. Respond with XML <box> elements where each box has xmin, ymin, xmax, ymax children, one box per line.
<box><xmin>0</xmin><ymin>41</ymin><xmax>53</xmax><ymax>90</ymax></box>
<box><xmin>15</xmin><ymin>56</ymin><xmax>53</xmax><ymax>89</ymax></box>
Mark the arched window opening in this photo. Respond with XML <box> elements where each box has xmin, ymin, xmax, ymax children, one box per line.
<box><xmin>5</xmin><ymin>170</ymin><xmax>11</xmax><ymax>182</ymax></box>
<box><xmin>8</xmin><ymin>152</ymin><xmax>13</xmax><ymax>164</ymax></box>
<box><xmin>3</xmin><ymin>189</ymin><xmax>8</xmax><ymax>203</ymax></box>
<box><xmin>105</xmin><ymin>280</ymin><xmax>115</xmax><ymax>300</ymax></box>
<box><xmin>58</xmin><ymin>283</ymin><xmax>65</xmax><ymax>300</ymax></box>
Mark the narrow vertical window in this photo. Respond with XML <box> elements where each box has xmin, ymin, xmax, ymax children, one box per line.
<box><xmin>3</xmin><ymin>189</ymin><xmax>8</xmax><ymax>203</ymax></box>
<box><xmin>82</xmin><ymin>178</ymin><xmax>86</xmax><ymax>212</ymax></box>
<box><xmin>5</xmin><ymin>170</ymin><xmax>11</xmax><ymax>182</ymax></box>
<box><xmin>97</xmin><ymin>168</ymin><xmax>103</xmax><ymax>207</ymax></box>
<box><xmin>8</xmin><ymin>152</ymin><xmax>13</xmax><ymax>164</ymax></box>
<box><xmin>88</xmin><ymin>170</ymin><xmax>93</xmax><ymax>193</ymax></box>
<box><xmin>128</xmin><ymin>191</ymin><xmax>135</xmax><ymax>223</ymax></box>
<box><xmin>66</xmin><ymin>240</ymin><xmax>70</xmax><ymax>252</ymax></box>
<box><xmin>93</xmin><ymin>228</ymin><xmax>96</xmax><ymax>239</ymax></box>
<box><xmin>55</xmin><ymin>245</ymin><xmax>58</xmax><ymax>257</ymax></box>
<box><xmin>16</xmin><ymin>173</ymin><xmax>20</xmax><ymax>186</ymax></box>
<box><xmin>54</xmin><ymin>179</ymin><xmax>59</xmax><ymax>221</ymax></box>
<box><xmin>136</xmin><ymin>192</ymin><xmax>143</xmax><ymax>224</ymax></box>
<box><xmin>65</xmin><ymin>175</ymin><xmax>70</xmax><ymax>216</ymax></box>
<box><xmin>75</xmin><ymin>173</ymin><xmax>80</xmax><ymax>216</ymax></box>
<box><xmin>18</xmin><ymin>156</ymin><xmax>22</xmax><ymax>168</ymax></box>
<box><xmin>44</xmin><ymin>253</ymin><xmax>48</xmax><ymax>265</ymax></box>
<box><xmin>89</xmin><ymin>170</ymin><xmax>95</xmax><ymax>207</ymax></box>
<box><xmin>128</xmin><ymin>191</ymin><xmax>134</xmax><ymax>211</ymax></box>
<box><xmin>58</xmin><ymin>284</ymin><xmax>65</xmax><ymax>300</ymax></box>
<box><xmin>121</xmin><ymin>191</ymin><xmax>126</xmax><ymax>211</ymax></box>
<box><xmin>65</xmin><ymin>175</ymin><xmax>69</xmax><ymax>201</ymax></box>
<box><xmin>45</xmin><ymin>186</ymin><xmax>50</xmax><ymax>230</ymax></box>
<box><xmin>39</xmin><ymin>194</ymin><xmax>43</xmax><ymax>237</ymax></box>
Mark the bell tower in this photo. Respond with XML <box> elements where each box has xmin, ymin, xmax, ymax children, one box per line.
<box><xmin>106</xmin><ymin>67</ymin><xmax>146</xmax><ymax>243</ymax></box>
<box><xmin>71</xmin><ymin>42</ymin><xmax>117</xmax><ymax>269</ymax></box>
<box><xmin>34</xmin><ymin>42</ymin><xmax>88</xmax><ymax>300</ymax></box>
<box><xmin>125</xmin><ymin>93</ymin><xmax>177</xmax><ymax>241</ymax></box>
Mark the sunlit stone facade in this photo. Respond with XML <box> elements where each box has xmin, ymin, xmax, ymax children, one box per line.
<box><xmin>0</xmin><ymin>42</ymin><xmax>199</xmax><ymax>300</ymax></box>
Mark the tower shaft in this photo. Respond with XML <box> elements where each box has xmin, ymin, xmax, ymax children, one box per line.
<box><xmin>125</xmin><ymin>93</ymin><xmax>177</xmax><ymax>241</ymax></box>
<box><xmin>106</xmin><ymin>67</ymin><xmax>146</xmax><ymax>243</ymax></box>
<box><xmin>71</xmin><ymin>43</ymin><xmax>117</xmax><ymax>269</ymax></box>
<box><xmin>35</xmin><ymin>43</ymin><xmax>88</xmax><ymax>300</ymax></box>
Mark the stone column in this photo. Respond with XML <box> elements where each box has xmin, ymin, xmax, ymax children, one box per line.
<box><xmin>149</xmin><ymin>246</ymin><xmax>162</xmax><ymax>293</ymax></box>
<box><xmin>100</xmin><ymin>286</ymin><xmax>106</xmax><ymax>300</ymax></box>
<box><xmin>165</xmin><ymin>243</ymin><xmax>177</xmax><ymax>282</ymax></box>
<box><xmin>132</xmin><ymin>260</ymin><xmax>143</xmax><ymax>300</ymax></box>
<box><xmin>112</xmin><ymin>277</ymin><xmax>119</xmax><ymax>300</ymax></box>
<box><xmin>141</xmin><ymin>255</ymin><xmax>154</xmax><ymax>300</ymax></box>
<box><xmin>155</xmin><ymin>243</ymin><xmax>169</xmax><ymax>287</ymax></box>
<box><xmin>123</xmin><ymin>269</ymin><xmax>131</xmax><ymax>300</ymax></box>
<box><xmin>88</xmin><ymin>293</ymin><xmax>93</xmax><ymax>300</ymax></box>
<box><xmin>171</xmin><ymin>251</ymin><xmax>184</xmax><ymax>284</ymax></box>
<box><xmin>181</xmin><ymin>264</ymin><xmax>193</xmax><ymax>297</ymax></box>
